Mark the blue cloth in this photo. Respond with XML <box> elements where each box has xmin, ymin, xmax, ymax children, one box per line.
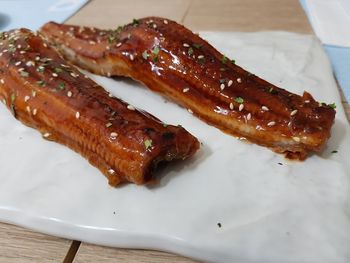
<box><xmin>300</xmin><ymin>0</ymin><xmax>350</xmax><ymax>103</ymax></box>
<box><xmin>0</xmin><ymin>0</ymin><xmax>88</xmax><ymax>31</ymax></box>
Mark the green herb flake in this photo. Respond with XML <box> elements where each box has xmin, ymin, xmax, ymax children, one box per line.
<box><xmin>0</xmin><ymin>32</ymin><xmax>4</xmax><ymax>40</ymax></box>
<box><xmin>198</xmin><ymin>56</ymin><xmax>206</xmax><ymax>64</ymax></box>
<box><xmin>10</xmin><ymin>93</ymin><xmax>16</xmax><ymax>103</ymax></box>
<box><xmin>144</xmin><ymin>139</ymin><xmax>153</xmax><ymax>150</ymax></box>
<box><xmin>221</xmin><ymin>55</ymin><xmax>228</xmax><ymax>64</ymax></box>
<box><xmin>331</xmin><ymin>150</ymin><xmax>338</xmax><ymax>154</ymax></box>
<box><xmin>54</xmin><ymin>67</ymin><xmax>62</xmax><ymax>74</ymax></box>
<box><xmin>132</xmin><ymin>18</ymin><xmax>140</xmax><ymax>27</ymax></box>
<box><xmin>20</xmin><ymin>71</ymin><xmax>29</xmax><ymax>77</ymax></box>
<box><xmin>108</xmin><ymin>34</ymin><xmax>115</xmax><ymax>44</ymax></box>
<box><xmin>58</xmin><ymin>82</ymin><xmax>65</xmax><ymax>90</ymax></box>
<box><xmin>231</xmin><ymin>59</ymin><xmax>236</xmax><ymax>64</ymax></box>
<box><xmin>8</xmin><ymin>46</ymin><xmax>16</xmax><ymax>53</ymax></box>
<box><xmin>36</xmin><ymin>80</ymin><xmax>46</xmax><ymax>87</ymax></box>
<box><xmin>162</xmin><ymin>123</ymin><xmax>168</xmax><ymax>128</ymax></box>
<box><xmin>193</xmin><ymin>43</ymin><xmax>202</xmax><ymax>49</ymax></box>
<box><xmin>328</xmin><ymin>103</ymin><xmax>336</xmax><ymax>109</ymax></box>
<box><xmin>152</xmin><ymin>46</ymin><xmax>160</xmax><ymax>55</ymax></box>
<box><xmin>37</xmin><ymin>66</ymin><xmax>45</xmax><ymax>73</ymax></box>
<box><xmin>234</xmin><ymin>97</ymin><xmax>244</xmax><ymax>104</ymax></box>
<box><xmin>219</xmin><ymin>78</ymin><xmax>226</xmax><ymax>84</ymax></box>
<box><xmin>142</xmin><ymin>50</ymin><xmax>149</xmax><ymax>60</ymax></box>
<box><xmin>188</xmin><ymin>47</ymin><xmax>194</xmax><ymax>56</ymax></box>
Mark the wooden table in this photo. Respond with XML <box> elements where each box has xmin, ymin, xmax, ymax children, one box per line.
<box><xmin>1</xmin><ymin>0</ymin><xmax>349</xmax><ymax>262</ymax></box>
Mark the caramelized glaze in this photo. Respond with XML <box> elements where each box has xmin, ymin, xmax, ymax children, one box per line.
<box><xmin>40</xmin><ymin>17</ymin><xmax>336</xmax><ymax>159</ymax></box>
<box><xmin>0</xmin><ymin>28</ymin><xmax>199</xmax><ymax>185</ymax></box>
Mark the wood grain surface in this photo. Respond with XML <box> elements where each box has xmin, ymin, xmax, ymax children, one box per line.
<box><xmin>1</xmin><ymin>0</ymin><xmax>349</xmax><ymax>262</ymax></box>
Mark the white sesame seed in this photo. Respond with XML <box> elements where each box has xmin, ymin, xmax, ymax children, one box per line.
<box><xmin>239</xmin><ymin>104</ymin><xmax>244</xmax><ymax>112</ymax></box>
<box><xmin>15</xmin><ymin>61</ymin><xmax>21</xmax><ymax>66</ymax></box>
<box><xmin>261</xmin><ymin>106</ymin><xmax>269</xmax><ymax>111</ymax></box>
<box><xmin>108</xmin><ymin>169</ymin><xmax>115</xmax><ymax>175</ymax></box>
<box><xmin>220</xmin><ymin>83</ymin><xmax>225</xmax><ymax>90</ymax></box>
<box><xmin>267</xmin><ymin>121</ymin><xmax>276</xmax><ymax>127</ymax></box>
<box><xmin>153</xmin><ymin>23</ymin><xmax>157</xmax><ymax>29</ymax></box>
<box><xmin>110</xmin><ymin>132</ymin><xmax>118</xmax><ymax>139</ymax></box>
<box><xmin>0</xmin><ymin>52</ymin><xmax>2</xmax><ymax>56</ymax></box>
<box><xmin>247</xmin><ymin>113</ymin><xmax>251</xmax><ymax>120</ymax></box>
<box><xmin>32</xmin><ymin>90</ymin><xmax>36</xmax><ymax>97</ymax></box>
<box><xmin>291</xmin><ymin>109</ymin><xmax>298</xmax><ymax>116</ymax></box>
<box><xmin>108</xmin><ymin>93</ymin><xmax>113</xmax><ymax>97</ymax></box>
<box><xmin>32</xmin><ymin>108</ymin><xmax>37</xmax><ymax>115</ymax></box>
<box><xmin>127</xmin><ymin>105</ymin><xmax>135</xmax><ymax>110</ymax></box>
<box><xmin>304</xmin><ymin>100</ymin><xmax>310</xmax><ymax>103</ymax></box>
<box><xmin>0</xmin><ymin>79</ymin><xmax>4</xmax><ymax>84</ymax></box>
<box><xmin>89</xmin><ymin>40</ymin><xmax>96</xmax><ymax>45</ymax></box>
<box><xmin>20</xmin><ymin>51</ymin><xmax>26</xmax><ymax>54</ymax></box>
<box><xmin>26</xmin><ymin>106</ymin><xmax>31</xmax><ymax>113</ymax></box>
<box><xmin>106</xmin><ymin>122</ymin><xmax>112</xmax><ymax>128</ymax></box>
<box><xmin>75</xmin><ymin>111</ymin><xmax>80</xmax><ymax>119</ymax></box>
<box><xmin>52</xmin><ymin>73</ymin><xmax>58</xmax><ymax>77</ymax></box>
<box><xmin>70</xmin><ymin>72</ymin><xmax>78</xmax><ymax>78</ymax></box>
<box><xmin>26</xmin><ymin>61</ymin><xmax>34</xmax><ymax>67</ymax></box>
<box><xmin>129</xmin><ymin>54</ymin><xmax>134</xmax><ymax>61</ymax></box>
<box><xmin>197</xmin><ymin>55</ymin><xmax>204</xmax><ymax>59</ymax></box>
<box><xmin>292</xmin><ymin>136</ymin><xmax>300</xmax><ymax>142</ymax></box>
<box><xmin>116</xmin><ymin>42</ymin><xmax>122</xmax><ymax>47</ymax></box>
<box><xmin>17</xmin><ymin>44</ymin><xmax>21</xmax><ymax>49</ymax></box>
<box><xmin>35</xmin><ymin>56</ymin><xmax>40</xmax><ymax>61</ymax></box>
<box><xmin>3</xmin><ymin>49</ymin><xmax>8</xmax><ymax>53</ymax></box>
<box><xmin>164</xmin><ymin>19</ymin><xmax>168</xmax><ymax>24</ymax></box>
<box><xmin>237</xmin><ymin>78</ymin><xmax>242</xmax><ymax>83</ymax></box>
<box><xmin>183</xmin><ymin>43</ymin><xmax>190</xmax><ymax>47</ymax></box>
<box><xmin>18</xmin><ymin>68</ymin><xmax>24</xmax><ymax>72</ymax></box>
<box><xmin>228</xmin><ymin>80</ymin><xmax>233</xmax><ymax>87</ymax></box>
<box><xmin>84</xmin><ymin>75</ymin><xmax>89</xmax><ymax>78</ymax></box>
<box><xmin>24</xmin><ymin>95</ymin><xmax>30</xmax><ymax>102</ymax></box>
<box><xmin>183</xmin><ymin>88</ymin><xmax>189</xmax><ymax>93</ymax></box>
<box><xmin>43</xmin><ymin>43</ymin><xmax>47</xmax><ymax>48</ymax></box>
<box><xmin>188</xmin><ymin>109</ymin><xmax>193</xmax><ymax>114</ymax></box>
<box><xmin>229</xmin><ymin>102</ymin><xmax>234</xmax><ymax>110</ymax></box>
<box><xmin>67</xmin><ymin>91</ymin><xmax>72</xmax><ymax>97</ymax></box>
<box><xmin>43</xmin><ymin>133</ymin><xmax>51</xmax><ymax>138</ymax></box>
<box><xmin>106</xmin><ymin>46</ymin><xmax>110</xmax><ymax>50</ymax></box>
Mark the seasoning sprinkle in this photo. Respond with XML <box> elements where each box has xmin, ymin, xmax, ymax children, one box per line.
<box><xmin>108</xmin><ymin>169</ymin><xmax>115</xmax><ymax>175</ymax></box>
<box><xmin>105</xmin><ymin>122</ymin><xmax>112</xmax><ymax>128</ymax></box>
<box><xmin>20</xmin><ymin>71</ymin><xmax>29</xmax><ymax>77</ymax></box>
<box><xmin>24</xmin><ymin>95</ymin><xmax>30</xmax><ymax>102</ymax></box>
<box><xmin>228</xmin><ymin>80</ymin><xmax>233</xmax><ymax>87</ymax></box>
<box><xmin>0</xmin><ymin>79</ymin><xmax>4</xmax><ymax>84</ymax></box>
<box><xmin>261</xmin><ymin>106</ymin><xmax>269</xmax><ymax>111</ymax></box>
<box><xmin>183</xmin><ymin>87</ymin><xmax>189</xmax><ymax>93</ymax></box>
<box><xmin>163</xmin><ymin>19</ymin><xmax>168</xmax><ymax>24</ymax></box>
<box><xmin>58</xmin><ymin>83</ymin><xmax>65</xmax><ymax>90</ymax></box>
<box><xmin>26</xmin><ymin>61</ymin><xmax>34</xmax><ymax>67</ymax></box>
<box><xmin>116</xmin><ymin>42</ymin><xmax>122</xmax><ymax>47</ymax></box>
<box><xmin>26</xmin><ymin>105</ymin><xmax>31</xmax><ymax>113</ymax></box>
<box><xmin>70</xmin><ymin>72</ymin><xmax>78</xmax><ymax>78</ymax></box>
<box><xmin>237</xmin><ymin>78</ymin><xmax>242</xmax><ymax>83</ymax></box>
<box><xmin>239</xmin><ymin>104</ymin><xmax>244</xmax><ymax>112</ymax></box>
<box><xmin>144</xmin><ymin>139</ymin><xmax>153</xmax><ymax>150</ymax></box>
<box><xmin>328</xmin><ymin>103</ymin><xmax>336</xmax><ymax>109</ymax></box>
<box><xmin>110</xmin><ymin>132</ymin><xmax>118</xmax><ymax>140</ymax></box>
<box><xmin>183</xmin><ymin>43</ymin><xmax>190</xmax><ymax>47</ymax></box>
<box><xmin>75</xmin><ymin>111</ymin><xmax>80</xmax><ymax>119</ymax></box>
<box><xmin>43</xmin><ymin>133</ymin><xmax>51</xmax><ymax>138</ymax></box>
<box><xmin>290</xmin><ymin>109</ymin><xmax>298</xmax><ymax>116</ymax></box>
<box><xmin>267</xmin><ymin>121</ymin><xmax>276</xmax><ymax>127</ymax></box>
<box><xmin>234</xmin><ymin>97</ymin><xmax>244</xmax><ymax>104</ymax></box>
<box><xmin>127</xmin><ymin>105</ymin><xmax>135</xmax><ymax>110</ymax></box>
<box><xmin>32</xmin><ymin>90</ymin><xmax>36</xmax><ymax>97</ymax></box>
<box><xmin>32</xmin><ymin>108</ymin><xmax>37</xmax><ymax>116</ymax></box>
<box><xmin>142</xmin><ymin>50</ymin><xmax>149</xmax><ymax>60</ymax></box>
<box><xmin>229</xmin><ymin>102</ymin><xmax>234</xmax><ymax>110</ymax></box>
<box><xmin>292</xmin><ymin>136</ymin><xmax>300</xmax><ymax>142</ymax></box>
<box><xmin>67</xmin><ymin>91</ymin><xmax>72</xmax><ymax>97</ymax></box>
<box><xmin>129</xmin><ymin>54</ymin><xmax>134</xmax><ymax>61</ymax></box>
<box><xmin>188</xmin><ymin>109</ymin><xmax>193</xmax><ymax>114</ymax></box>
<box><xmin>247</xmin><ymin>113</ymin><xmax>251</xmax><ymax>120</ymax></box>
<box><xmin>52</xmin><ymin>73</ymin><xmax>58</xmax><ymax>77</ymax></box>
<box><xmin>197</xmin><ymin>55</ymin><xmax>204</xmax><ymax>59</ymax></box>
<box><xmin>15</xmin><ymin>61</ymin><xmax>21</xmax><ymax>66</ymax></box>
<box><xmin>220</xmin><ymin>83</ymin><xmax>225</xmax><ymax>90</ymax></box>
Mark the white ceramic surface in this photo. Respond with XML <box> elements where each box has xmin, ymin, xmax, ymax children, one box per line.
<box><xmin>0</xmin><ymin>32</ymin><xmax>349</xmax><ymax>263</ymax></box>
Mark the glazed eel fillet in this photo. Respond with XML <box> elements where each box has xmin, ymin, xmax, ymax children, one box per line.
<box><xmin>0</xmin><ymin>29</ymin><xmax>199</xmax><ymax>185</ymax></box>
<box><xmin>40</xmin><ymin>17</ymin><xmax>336</xmax><ymax>160</ymax></box>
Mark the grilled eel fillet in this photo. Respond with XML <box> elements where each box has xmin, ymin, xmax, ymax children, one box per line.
<box><xmin>40</xmin><ymin>17</ymin><xmax>336</xmax><ymax>160</ymax></box>
<box><xmin>0</xmin><ymin>29</ymin><xmax>199</xmax><ymax>185</ymax></box>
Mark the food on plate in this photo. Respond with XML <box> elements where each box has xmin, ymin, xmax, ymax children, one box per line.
<box><xmin>0</xmin><ymin>28</ymin><xmax>199</xmax><ymax>185</ymax></box>
<box><xmin>39</xmin><ymin>17</ymin><xmax>336</xmax><ymax>160</ymax></box>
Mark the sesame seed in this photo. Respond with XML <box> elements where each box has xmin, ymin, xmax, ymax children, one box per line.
<box><xmin>52</xmin><ymin>73</ymin><xmax>58</xmax><ymax>77</ymax></box>
<box><xmin>108</xmin><ymin>169</ymin><xmax>115</xmax><ymax>175</ymax></box>
<box><xmin>17</xmin><ymin>44</ymin><xmax>21</xmax><ymax>49</ymax></box>
<box><xmin>229</xmin><ymin>102</ymin><xmax>234</xmax><ymax>110</ymax></box>
<box><xmin>32</xmin><ymin>108</ymin><xmax>37</xmax><ymax>115</ymax></box>
<box><xmin>247</xmin><ymin>113</ymin><xmax>251</xmax><ymax>120</ymax></box>
<box><xmin>129</xmin><ymin>54</ymin><xmax>134</xmax><ymax>61</ymax></box>
<box><xmin>105</xmin><ymin>122</ymin><xmax>112</xmax><ymax>128</ymax></box>
<box><xmin>220</xmin><ymin>83</ymin><xmax>225</xmax><ymax>90</ymax></box>
<box><xmin>261</xmin><ymin>106</ymin><xmax>269</xmax><ymax>111</ymax></box>
<box><xmin>24</xmin><ymin>95</ymin><xmax>30</xmax><ymax>102</ymax></box>
<box><xmin>84</xmin><ymin>75</ymin><xmax>89</xmax><ymax>78</ymax></box>
<box><xmin>20</xmin><ymin>51</ymin><xmax>26</xmax><ymax>54</ymax></box>
<box><xmin>197</xmin><ymin>55</ymin><xmax>204</xmax><ymax>59</ymax></box>
<box><xmin>32</xmin><ymin>90</ymin><xmax>36</xmax><ymax>97</ymax></box>
<box><xmin>107</xmin><ymin>72</ymin><xmax>111</xmax><ymax>77</ymax></box>
<box><xmin>110</xmin><ymin>132</ymin><xmax>118</xmax><ymax>139</ymax></box>
<box><xmin>291</xmin><ymin>109</ymin><xmax>298</xmax><ymax>116</ymax></box>
<box><xmin>70</xmin><ymin>72</ymin><xmax>78</xmax><ymax>78</ymax></box>
<box><xmin>89</xmin><ymin>40</ymin><xmax>96</xmax><ymax>45</ymax></box>
<box><xmin>108</xmin><ymin>93</ymin><xmax>113</xmax><ymax>97</ymax></box>
<box><xmin>153</xmin><ymin>23</ymin><xmax>157</xmax><ymax>29</ymax></box>
<box><xmin>237</xmin><ymin>78</ymin><xmax>242</xmax><ymax>83</ymax></box>
<box><xmin>35</xmin><ymin>56</ymin><xmax>40</xmax><ymax>61</ymax></box>
<box><xmin>106</xmin><ymin>46</ymin><xmax>110</xmax><ymax>50</ymax></box>
<box><xmin>26</xmin><ymin>61</ymin><xmax>34</xmax><ymax>67</ymax></box>
<box><xmin>67</xmin><ymin>91</ymin><xmax>72</xmax><ymax>97</ymax></box>
<box><xmin>26</xmin><ymin>106</ymin><xmax>31</xmax><ymax>113</ymax></box>
<box><xmin>293</xmin><ymin>136</ymin><xmax>300</xmax><ymax>142</ymax></box>
<box><xmin>0</xmin><ymin>79</ymin><xmax>4</xmax><ymax>84</ymax></box>
<box><xmin>18</xmin><ymin>68</ymin><xmax>24</xmax><ymax>72</ymax></box>
<box><xmin>228</xmin><ymin>80</ymin><xmax>233</xmax><ymax>87</ymax></box>
<box><xmin>183</xmin><ymin>88</ymin><xmax>189</xmax><ymax>93</ymax></box>
<box><xmin>127</xmin><ymin>105</ymin><xmax>135</xmax><ymax>110</ymax></box>
<box><xmin>239</xmin><ymin>104</ymin><xmax>244</xmax><ymax>111</ymax></box>
<box><xmin>304</xmin><ymin>100</ymin><xmax>310</xmax><ymax>103</ymax></box>
<box><xmin>183</xmin><ymin>43</ymin><xmax>190</xmax><ymax>47</ymax></box>
<box><xmin>15</xmin><ymin>61</ymin><xmax>21</xmax><ymax>66</ymax></box>
<box><xmin>43</xmin><ymin>43</ymin><xmax>47</xmax><ymax>48</ymax></box>
<box><xmin>188</xmin><ymin>109</ymin><xmax>193</xmax><ymax>114</ymax></box>
<box><xmin>267</xmin><ymin>121</ymin><xmax>276</xmax><ymax>127</ymax></box>
<box><xmin>75</xmin><ymin>111</ymin><xmax>80</xmax><ymax>119</ymax></box>
<box><xmin>164</xmin><ymin>19</ymin><xmax>168</xmax><ymax>24</ymax></box>
<box><xmin>116</xmin><ymin>42</ymin><xmax>122</xmax><ymax>47</ymax></box>
<box><xmin>43</xmin><ymin>133</ymin><xmax>51</xmax><ymax>138</ymax></box>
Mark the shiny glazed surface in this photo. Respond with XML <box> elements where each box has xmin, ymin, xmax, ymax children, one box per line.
<box><xmin>40</xmin><ymin>17</ymin><xmax>336</xmax><ymax>160</ymax></box>
<box><xmin>0</xmin><ymin>28</ymin><xmax>199</xmax><ymax>185</ymax></box>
